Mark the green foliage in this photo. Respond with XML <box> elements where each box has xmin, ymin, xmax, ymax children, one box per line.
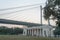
<box><xmin>44</xmin><ymin>0</ymin><xmax>58</xmax><ymax>20</ymax></box>
<box><xmin>44</xmin><ymin>0</ymin><xmax>60</xmax><ymax>36</ymax></box>
<box><xmin>54</xmin><ymin>27</ymin><xmax>60</xmax><ymax>35</ymax></box>
<box><xmin>0</xmin><ymin>26</ymin><xmax>23</xmax><ymax>35</ymax></box>
<box><xmin>56</xmin><ymin>20</ymin><xmax>60</xmax><ymax>26</ymax></box>
<box><xmin>55</xmin><ymin>0</ymin><xmax>60</xmax><ymax>5</ymax></box>
<box><xmin>44</xmin><ymin>0</ymin><xmax>60</xmax><ymax>23</ymax></box>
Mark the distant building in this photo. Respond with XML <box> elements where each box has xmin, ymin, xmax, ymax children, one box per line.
<box><xmin>23</xmin><ymin>25</ymin><xmax>54</xmax><ymax>37</ymax></box>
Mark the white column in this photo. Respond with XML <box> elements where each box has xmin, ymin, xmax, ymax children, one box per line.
<box><xmin>27</xmin><ymin>29</ymin><xmax>28</xmax><ymax>35</ymax></box>
<box><xmin>41</xmin><ymin>29</ymin><xmax>43</xmax><ymax>37</ymax></box>
<box><xmin>23</xmin><ymin>28</ymin><xmax>27</xmax><ymax>35</ymax></box>
<box><xmin>30</xmin><ymin>29</ymin><xmax>32</xmax><ymax>36</ymax></box>
<box><xmin>23</xmin><ymin>31</ymin><xmax>24</xmax><ymax>35</ymax></box>
<box><xmin>30</xmin><ymin>29</ymin><xmax>31</xmax><ymax>36</ymax></box>
<box><xmin>32</xmin><ymin>29</ymin><xmax>33</xmax><ymax>36</ymax></box>
<box><xmin>28</xmin><ymin>29</ymin><xmax>30</xmax><ymax>35</ymax></box>
<box><xmin>25</xmin><ymin>30</ymin><xmax>27</xmax><ymax>35</ymax></box>
<box><xmin>37</xmin><ymin>29</ymin><xmax>38</xmax><ymax>36</ymax></box>
<box><xmin>38</xmin><ymin>29</ymin><xmax>40</xmax><ymax>36</ymax></box>
<box><xmin>39</xmin><ymin>29</ymin><xmax>41</xmax><ymax>36</ymax></box>
<box><xmin>27</xmin><ymin>29</ymin><xmax>29</xmax><ymax>35</ymax></box>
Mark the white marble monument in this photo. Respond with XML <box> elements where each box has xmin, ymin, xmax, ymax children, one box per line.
<box><xmin>23</xmin><ymin>25</ymin><xmax>54</xmax><ymax>37</ymax></box>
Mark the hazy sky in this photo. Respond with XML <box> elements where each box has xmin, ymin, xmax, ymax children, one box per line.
<box><xmin>0</xmin><ymin>0</ymin><xmax>56</xmax><ymax>26</ymax></box>
<box><xmin>0</xmin><ymin>0</ymin><xmax>46</xmax><ymax>9</ymax></box>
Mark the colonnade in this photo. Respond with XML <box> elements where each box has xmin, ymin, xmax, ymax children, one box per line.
<box><xmin>26</xmin><ymin>28</ymin><xmax>43</xmax><ymax>36</ymax></box>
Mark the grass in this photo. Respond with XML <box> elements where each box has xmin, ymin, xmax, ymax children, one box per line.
<box><xmin>0</xmin><ymin>35</ymin><xmax>59</xmax><ymax>40</ymax></box>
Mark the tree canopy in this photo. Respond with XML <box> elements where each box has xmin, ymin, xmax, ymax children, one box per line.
<box><xmin>44</xmin><ymin>0</ymin><xmax>60</xmax><ymax>25</ymax></box>
<box><xmin>0</xmin><ymin>26</ymin><xmax>23</xmax><ymax>35</ymax></box>
<box><xmin>43</xmin><ymin>0</ymin><xmax>60</xmax><ymax>36</ymax></box>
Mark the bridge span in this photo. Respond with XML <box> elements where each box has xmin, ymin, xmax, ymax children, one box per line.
<box><xmin>0</xmin><ymin>19</ymin><xmax>41</xmax><ymax>27</ymax></box>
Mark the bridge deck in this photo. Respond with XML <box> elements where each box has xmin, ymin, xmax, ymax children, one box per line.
<box><xmin>0</xmin><ymin>19</ymin><xmax>41</xmax><ymax>27</ymax></box>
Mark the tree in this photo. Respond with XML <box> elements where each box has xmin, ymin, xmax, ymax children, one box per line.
<box><xmin>44</xmin><ymin>0</ymin><xmax>60</xmax><ymax>36</ymax></box>
<box><xmin>0</xmin><ymin>26</ymin><xmax>23</xmax><ymax>35</ymax></box>
<box><xmin>44</xmin><ymin>0</ymin><xmax>60</xmax><ymax>25</ymax></box>
<box><xmin>44</xmin><ymin>0</ymin><xmax>58</xmax><ymax>20</ymax></box>
<box><xmin>13</xmin><ymin>27</ymin><xmax>23</xmax><ymax>35</ymax></box>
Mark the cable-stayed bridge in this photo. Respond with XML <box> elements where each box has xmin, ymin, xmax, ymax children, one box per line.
<box><xmin>0</xmin><ymin>4</ymin><xmax>42</xmax><ymax>27</ymax></box>
<box><xmin>0</xmin><ymin>19</ymin><xmax>41</xmax><ymax>27</ymax></box>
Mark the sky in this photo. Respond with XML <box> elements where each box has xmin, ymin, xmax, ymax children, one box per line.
<box><xmin>0</xmin><ymin>0</ymin><xmax>56</xmax><ymax>28</ymax></box>
<box><xmin>0</xmin><ymin>0</ymin><xmax>46</xmax><ymax>9</ymax></box>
